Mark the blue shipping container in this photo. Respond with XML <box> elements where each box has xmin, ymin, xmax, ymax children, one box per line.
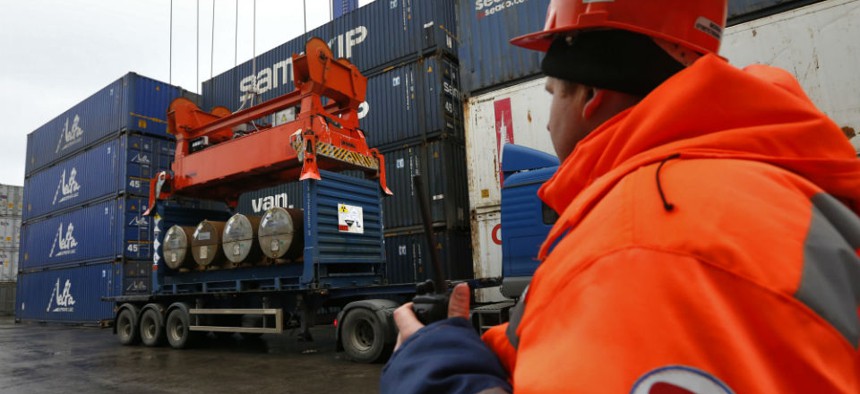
<box><xmin>382</xmin><ymin>139</ymin><xmax>469</xmax><ymax>230</ymax></box>
<box><xmin>363</xmin><ymin>56</ymin><xmax>463</xmax><ymax>148</ymax></box>
<box><xmin>458</xmin><ymin>0</ymin><xmax>550</xmax><ymax>94</ymax></box>
<box><xmin>202</xmin><ymin>0</ymin><xmax>457</xmax><ymax>111</ymax></box>
<box><xmin>20</xmin><ymin>197</ymin><xmax>152</xmax><ymax>270</ymax></box>
<box><xmin>384</xmin><ymin>229</ymin><xmax>472</xmax><ymax>285</ymax></box>
<box><xmin>23</xmin><ymin>133</ymin><xmax>174</xmax><ymax>221</ymax></box>
<box><xmin>15</xmin><ymin>261</ymin><xmax>117</xmax><ymax>324</ymax></box>
<box><xmin>25</xmin><ymin>72</ymin><xmax>190</xmax><ymax>176</ymax></box>
<box><xmin>332</xmin><ymin>0</ymin><xmax>359</xmax><ymax>18</ymax></box>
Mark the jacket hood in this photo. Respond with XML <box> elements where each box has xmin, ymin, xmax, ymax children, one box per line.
<box><xmin>538</xmin><ymin>54</ymin><xmax>860</xmax><ymax>259</ymax></box>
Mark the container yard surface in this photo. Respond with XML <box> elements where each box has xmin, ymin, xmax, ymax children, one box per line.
<box><xmin>0</xmin><ymin>316</ymin><xmax>381</xmax><ymax>394</ymax></box>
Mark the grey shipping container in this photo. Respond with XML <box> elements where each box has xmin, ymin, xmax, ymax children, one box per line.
<box><xmin>0</xmin><ymin>184</ymin><xmax>23</xmax><ymax>217</ymax></box>
<box><xmin>25</xmin><ymin>72</ymin><xmax>193</xmax><ymax>177</ymax></box>
<box><xmin>0</xmin><ymin>217</ymin><xmax>21</xmax><ymax>250</ymax></box>
<box><xmin>363</xmin><ymin>56</ymin><xmax>464</xmax><ymax>149</ymax></box>
<box><xmin>23</xmin><ymin>133</ymin><xmax>174</xmax><ymax>222</ymax></box>
<box><xmin>15</xmin><ymin>261</ymin><xmax>117</xmax><ymax>324</ymax></box>
<box><xmin>382</xmin><ymin>139</ymin><xmax>469</xmax><ymax>231</ymax></box>
<box><xmin>0</xmin><ymin>249</ymin><xmax>17</xmax><ymax>282</ymax></box>
<box><xmin>201</xmin><ymin>0</ymin><xmax>458</xmax><ymax>111</ymax></box>
<box><xmin>384</xmin><ymin>228</ymin><xmax>473</xmax><ymax>285</ymax></box>
<box><xmin>0</xmin><ymin>282</ymin><xmax>14</xmax><ymax>316</ymax></box>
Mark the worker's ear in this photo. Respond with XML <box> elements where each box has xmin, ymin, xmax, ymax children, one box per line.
<box><xmin>582</xmin><ymin>87</ymin><xmax>605</xmax><ymax>120</ymax></box>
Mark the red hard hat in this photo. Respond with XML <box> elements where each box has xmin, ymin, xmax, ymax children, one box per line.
<box><xmin>511</xmin><ymin>0</ymin><xmax>728</xmax><ymax>56</ymax></box>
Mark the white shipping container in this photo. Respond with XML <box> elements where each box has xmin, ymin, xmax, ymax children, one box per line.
<box><xmin>722</xmin><ymin>0</ymin><xmax>860</xmax><ymax>135</ymax></box>
<box><xmin>0</xmin><ymin>219</ymin><xmax>11</xmax><ymax>248</ymax></box>
<box><xmin>465</xmin><ymin>77</ymin><xmax>556</xmax><ymax>212</ymax></box>
<box><xmin>0</xmin><ymin>184</ymin><xmax>9</xmax><ymax>217</ymax></box>
<box><xmin>471</xmin><ymin>206</ymin><xmax>506</xmax><ymax>303</ymax></box>
<box><xmin>13</xmin><ymin>185</ymin><xmax>23</xmax><ymax>217</ymax></box>
<box><xmin>0</xmin><ymin>249</ymin><xmax>17</xmax><ymax>282</ymax></box>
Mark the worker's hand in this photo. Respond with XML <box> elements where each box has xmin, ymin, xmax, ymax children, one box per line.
<box><xmin>393</xmin><ymin>283</ymin><xmax>471</xmax><ymax>352</ymax></box>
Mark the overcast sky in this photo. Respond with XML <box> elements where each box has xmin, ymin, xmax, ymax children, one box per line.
<box><xmin>0</xmin><ymin>0</ymin><xmax>373</xmax><ymax>186</ymax></box>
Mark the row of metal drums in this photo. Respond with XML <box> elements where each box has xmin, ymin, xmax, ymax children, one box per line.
<box><xmin>162</xmin><ymin>207</ymin><xmax>304</xmax><ymax>270</ymax></box>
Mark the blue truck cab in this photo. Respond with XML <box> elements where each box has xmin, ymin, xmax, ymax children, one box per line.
<box><xmin>499</xmin><ymin>144</ymin><xmax>559</xmax><ymax>299</ymax></box>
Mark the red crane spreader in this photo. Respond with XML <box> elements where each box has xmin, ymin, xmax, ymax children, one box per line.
<box><xmin>146</xmin><ymin>37</ymin><xmax>391</xmax><ymax>213</ymax></box>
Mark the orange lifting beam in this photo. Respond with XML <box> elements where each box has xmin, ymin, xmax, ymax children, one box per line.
<box><xmin>146</xmin><ymin>37</ymin><xmax>391</xmax><ymax>213</ymax></box>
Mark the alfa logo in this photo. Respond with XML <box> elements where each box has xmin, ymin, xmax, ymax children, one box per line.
<box><xmin>49</xmin><ymin>222</ymin><xmax>79</xmax><ymax>258</ymax></box>
<box><xmin>55</xmin><ymin>115</ymin><xmax>84</xmax><ymax>153</ymax></box>
<box><xmin>131</xmin><ymin>153</ymin><xmax>151</xmax><ymax>165</ymax></box>
<box><xmin>53</xmin><ymin>168</ymin><xmax>81</xmax><ymax>205</ymax></box>
<box><xmin>128</xmin><ymin>215</ymin><xmax>149</xmax><ymax>227</ymax></box>
<box><xmin>46</xmin><ymin>278</ymin><xmax>76</xmax><ymax>313</ymax></box>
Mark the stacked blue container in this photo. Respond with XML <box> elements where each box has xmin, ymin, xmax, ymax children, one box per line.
<box><xmin>202</xmin><ymin>0</ymin><xmax>472</xmax><ymax>286</ymax></box>
<box><xmin>16</xmin><ymin>72</ymin><xmax>192</xmax><ymax>325</ymax></box>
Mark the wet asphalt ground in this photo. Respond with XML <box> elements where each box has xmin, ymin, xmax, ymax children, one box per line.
<box><xmin>0</xmin><ymin>316</ymin><xmax>382</xmax><ymax>394</ymax></box>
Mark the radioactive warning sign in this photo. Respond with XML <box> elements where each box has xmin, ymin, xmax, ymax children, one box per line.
<box><xmin>338</xmin><ymin>204</ymin><xmax>364</xmax><ymax>234</ymax></box>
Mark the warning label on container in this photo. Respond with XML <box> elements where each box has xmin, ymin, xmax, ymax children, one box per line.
<box><xmin>338</xmin><ymin>204</ymin><xmax>364</xmax><ymax>234</ymax></box>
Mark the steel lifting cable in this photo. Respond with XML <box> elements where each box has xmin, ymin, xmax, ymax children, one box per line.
<box><xmin>169</xmin><ymin>0</ymin><xmax>173</xmax><ymax>85</ymax></box>
<box><xmin>252</xmin><ymin>0</ymin><xmax>257</xmax><ymax>106</ymax></box>
<box><xmin>196</xmin><ymin>0</ymin><xmax>200</xmax><ymax>93</ymax></box>
<box><xmin>210</xmin><ymin>0</ymin><xmax>215</xmax><ymax>81</ymax></box>
<box><xmin>234</xmin><ymin>0</ymin><xmax>238</xmax><ymax>69</ymax></box>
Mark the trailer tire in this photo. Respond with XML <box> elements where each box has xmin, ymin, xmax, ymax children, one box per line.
<box><xmin>140</xmin><ymin>308</ymin><xmax>166</xmax><ymax>347</ymax></box>
<box><xmin>341</xmin><ymin>308</ymin><xmax>391</xmax><ymax>363</ymax></box>
<box><xmin>166</xmin><ymin>306</ymin><xmax>196</xmax><ymax>349</ymax></box>
<box><xmin>116</xmin><ymin>307</ymin><xmax>140</xmax><ymax>346</ymax></box>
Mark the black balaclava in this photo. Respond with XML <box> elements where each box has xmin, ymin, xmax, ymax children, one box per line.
<box><xmin>541</xmin><ymin>30</ymin><xmax>686</xmax><ymax>96</ymax></box>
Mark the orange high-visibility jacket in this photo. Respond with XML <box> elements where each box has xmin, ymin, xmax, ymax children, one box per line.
<box><xmin>483</xmin><ymin>55</ymin><xmax>860</xmax><ymax>392</ymax></box>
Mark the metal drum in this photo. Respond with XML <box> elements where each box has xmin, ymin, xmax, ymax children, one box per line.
<box><xmin>191</xmin><ymin>220</ymin><xmax>227</xmax><ymax>268</ymax></box>
<box><xmin>162</xmin><ymin>225</ymin><xmax>196</xmax><ymax>270</ymax></box>
<box><xmin>222</xmin><ymin>214</ymin><xmax>262</xmax><ymax>264</ymax></box>
<box><xmin>258</xmin><ymin>207</ymin><xmax>304</xmax><ymax>260</ymax></box>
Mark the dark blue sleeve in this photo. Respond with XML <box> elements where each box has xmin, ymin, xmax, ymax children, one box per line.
<box><xmin>380</xmin><ymin>318</ymin><xmax>511</xmax><ymax>394</ymax></box>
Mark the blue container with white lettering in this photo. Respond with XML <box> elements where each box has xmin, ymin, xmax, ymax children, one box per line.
<box><xmin>15</xmin><ymin>261</ymin><xmax>118</xmax><ymax>325</ymax></box>
<box><xmin>23</xmin><ymin>133</ymin><xmax>174</xmax><ymax>222</ymax></box>
<box><xmin>25</xmin><ymin>72</ymin><xmax>192</xmax><ymax>177</ymax></box>
<box><xmin>19</xmin><ymin>197</ymin><xmax>152</xmax><ymax>270</ymax></box>
<box><xmin>201</xmin><ymin>0</ymin><xmax>457</xmax><ymax>111</ymax></box>
<box><xmin>458</xmin><ymin>0</ymin><xmax>550</xmax><ymax>94</ymax></box>
<box><xmin>362</xmin><ymin>56</ymin><xmax>463</xmax><ymax>148</ymax></box>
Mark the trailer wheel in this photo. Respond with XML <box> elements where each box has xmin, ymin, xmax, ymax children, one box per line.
<box><xmin>140</xmin><ymin>308</ymin><xmax>166</xmax><ymax>347</ymax></box>
<box><xmin>166</xmin><ymin>306</ymin><xmax>196</xmax><ymax>349</ymax></box>
<box><xmin>116</xmin><ymin>308</ymin><xmax>140</xmax><ymax>346</ymax></box>
<box><xmin>341</xmin><ymin>308</ymin><xmax>391</xmax><ymax>363</ymax></box>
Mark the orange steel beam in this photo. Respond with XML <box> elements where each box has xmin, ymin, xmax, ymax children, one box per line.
<box><xmin>146</xmin><ymin>37</ymin><xmax>390</xmax><ymax>213</ymax></box>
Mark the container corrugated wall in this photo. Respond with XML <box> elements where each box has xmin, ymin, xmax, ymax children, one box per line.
<box><xmin>0</xmin><ymin>250</ymin><xmax>18</xmax><ymax>282</ymax></box>
<box><xmin>23</xmin><ymin>133</ymin><xmax>174</xmax><ymax>221</ymax></box>
<box><xmin>458</xmin><ymin>0</ymin><xmax>549</xmax><ymax>94</ymax></box>
<box><xmin>384</xmin><ymin>229</ymin><xmax>473</xmax><ymax>285</ymax></box>
<box><xmin>0</xmin><ymin>282</ymin><xmax>14</xmax><ymax>316</ymax></box>
<box><xmin>20</xmin><ymin>197</ymin><xmax>152</xmax><ymax>270</ymax></box>
<box><xmin>201</xmin><ymin>0</ymin><xmax>458</xmax><ymax>111</ymax></box>
<box><xmin>0</xmin><ymin>217</ymin><xmax>21</xmax><ymax>250</ymax></box>
<box><xmin>25</xmin><ymin>73</ymin><xmax>190</xmax><ymax>176</ymax></box>
<box><xmin>15</xmin><ymin>261</ymin><xmax>117</xmax><ymax>324</ymax></box>
<box><xmin>0</xmin><ymin>184</ymin><xmax>24</xmax><ymax>217</ymax></box>
<box><xmin>363</xmin><ymin>56</ymin><xmax>463</xmax><ymax>148</ymax></box>
<box><xmin>382</xmin><ymin>139</ymin><xmax>469</xmax><ymax>230</ymax></box>
<box><xmin>236</xmin><ymin>181</ymin><xmax>304</xmax><ymax>215</ymax></box>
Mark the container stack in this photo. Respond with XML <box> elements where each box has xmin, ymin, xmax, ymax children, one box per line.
<box><xmin>204</xmin><ymin>0</ymin><xmax>472</xmax><ymax>286</ymax></box>
<box><xmin>0</xmin><ymin>184</ymin><xmax>23</xmax><ymax>316</ymax></box>
<box><xmin>16</xmin><ymin>73</ymin><xmax>193</xmax><ymax>324</ymax></box>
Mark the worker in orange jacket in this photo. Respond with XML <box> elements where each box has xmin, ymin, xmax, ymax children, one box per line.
<box><xmin>381</xmin><ymin>1</ymin><xmax>860</xmax><ymax>392</ymax></box>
